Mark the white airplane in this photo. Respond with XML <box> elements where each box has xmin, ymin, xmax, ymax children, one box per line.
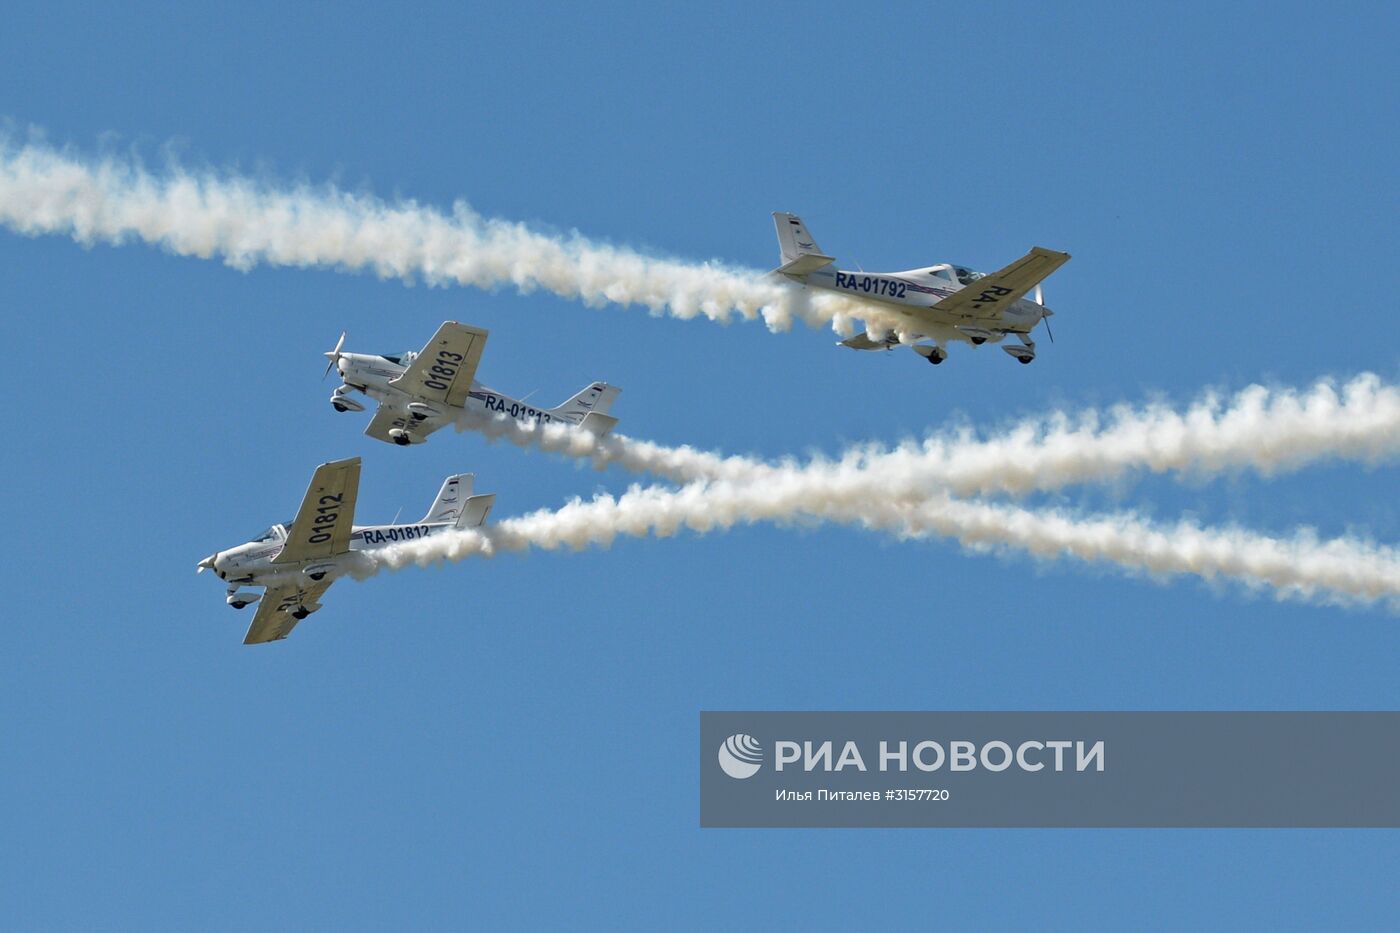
<box><xmin>197</xmin><ymin>457</ymin><xmax>495</xmax><ymax>644</ymax></box>
<box><xmin>772</xmin><ymin>212</ymin><xmax>1071</xmax><ymax>366</ymax></box>
<box><xmin>324</xmin><ymin>321</ymin><xmax>621</xmax><ymax>446</ymax></box>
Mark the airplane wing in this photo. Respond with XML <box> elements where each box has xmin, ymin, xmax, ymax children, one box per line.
<box><xmin>922</xmin><ymin>247</ymin><xmax>1070</xmax><ymax>321</ymax></box>
<box><xmin>273</xmin><ymin>457</ymin><xmax>361</xmax><ymax>565</ymax></box>
<box><xmin>388</xmin><ymin>321</ymin><xmax>488</xmax><ymax>408</ymax></box>
<box><xmin>243</xmin><ymin>579</ymin><xmax>334</xmax><ymax>645</ymax></box>
<box><xmin>363</xmin><ymin>401</ymin><xmax>449</xmax><ymax>446</ymax></box>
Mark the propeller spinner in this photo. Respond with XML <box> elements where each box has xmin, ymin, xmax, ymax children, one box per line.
<box><xmin>322</xmin><ymin>331</ymin><xmax>347</xmax><ymax>380</ymax></box>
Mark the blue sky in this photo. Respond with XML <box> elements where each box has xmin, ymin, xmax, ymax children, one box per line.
<box><xmin>2</xmin><ymin>1</ymin><xmax>1399</xmax><ymax>928</ymax></box>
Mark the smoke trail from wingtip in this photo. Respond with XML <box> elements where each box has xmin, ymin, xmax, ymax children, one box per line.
<box><xmin>356</xmin><ymin>479</ymin><xmax>1400</xmax><ymax>609</ymax></box>
<box><xmin>454</xmin><ymin>373</ymin><xmax>1400</xmax><ymax>498</ymax></box>
<box><xmin>0</xmin><ymin>138</ymin><xmax>880</xmax><ymax>334</ymax></box>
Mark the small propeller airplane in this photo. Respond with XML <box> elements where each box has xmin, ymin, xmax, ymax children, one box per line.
<box><xmin>324</xmin><ymin>321</ymin><xmax>622</xmax><ymax>446</ymax></box>
<box><xmin>771</xmin><ymin>212</ymin><xmax>1071</xmax><ymax>367</ymax></box>
<box><xmin>197</xmin><ymin>457</ymin><xmax>495</xmax><ymax>644</ymax></box>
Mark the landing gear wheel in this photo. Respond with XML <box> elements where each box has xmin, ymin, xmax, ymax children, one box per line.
<box><xmin>332</xmin><ymin>402</ymin><xmax>348</xmax><ymax>412</ymax></box>
<box><xmin>971</xmin><ymin>337</ymin><xmax>987</xmax><ymax>345</ymax></box>
<box><xmin>926</xmin><ymin>351</ymin><xmax>946</xmax><ymax>366</ymax></box>
<box><xmin>393</xmin><ymin>435</ymin><xmax>411</xmax><ymax>447</ymax></box>
<box><xmin>292</xmin><ymin>608</ymin><xmax>310</xmax><ymax>620</ymax></box>
<box><xmin>231</xmin><ymin>601</ymin><xmax>250</xmax><ymax>610</ymax></box>
<box><xmin>1018</xmin><ymin>356</ymin><xmax>1033</xmax><ymax>365</ymax></box>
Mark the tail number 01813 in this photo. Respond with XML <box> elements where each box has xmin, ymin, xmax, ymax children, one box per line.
<box><xmin>424</xmin><ymin>349</ymin><xmax>465</xmax><ymax>391</ymax></box>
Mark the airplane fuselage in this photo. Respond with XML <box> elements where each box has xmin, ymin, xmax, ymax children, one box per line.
<box><xmin>336</xmin><ymin>352</ymin><xmax>568</xmax><ymax>428</ymax></box>
<box><xmin>208</xmin><ymin>520</ymin><xmax>461</xmax><ymax>589</ymax></box>
<box><xmin>805</xmin><ymin>266</ymin><xmax>1045</xmax><ymax>333</ymax></box>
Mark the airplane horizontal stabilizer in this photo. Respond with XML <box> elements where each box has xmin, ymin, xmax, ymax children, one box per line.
<box><xmin>455</xmin><ymin>494</ymin><xmax>496</xmax><ymax>530</ymax></box>
<box><xmin>838</xmin><ymin>333</ymin><xmax>891</xmax><ymax>351</ymax></box>
<box><xmin>774</xmin><ymin>252</ymin><xmax>836</xmax><ymax>278</ymax></box>
<box><xmin>580</xmin><ymin>412</ymin><xmax>619</xmax><ymax>437</ymax></box>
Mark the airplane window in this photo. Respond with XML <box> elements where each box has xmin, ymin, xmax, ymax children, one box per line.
<box><xmin>928</xmin><ymin>268</ymin><xmax>951</xmax><ymax>281</ymax></box>
<box><xmin>252</xmin><ymin>525</ymin><xmax>280</xmax><ymax>543</ymax></box>
<box><xmin>954</xmin><ymin>267</ymin><xmax>985</xmax><ymax>286</ymax></box>
<box><xmin>380</xmin><ymin>354</ymin><xmax>403</xmax><ymax>365</ymax></box>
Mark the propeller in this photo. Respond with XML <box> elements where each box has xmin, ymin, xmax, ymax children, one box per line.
<box><xmin>1034</xmin><ymin>284</ymin><xmax>1054</xmax><ymax>343</ymax></box>
<box><xmin>197</xmin><ymin>553</ymin><xmax>216</xmax><ymax>574</ymax></box>
<box><xmin>322</xmin><ymin>332</ymin><xmax>347</xmax><ymax>381</ymax></box>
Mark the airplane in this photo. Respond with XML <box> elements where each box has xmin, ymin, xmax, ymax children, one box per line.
<box><xmin>197</xmin><ymin>457</ymin><xmax>495</xmax><ymax>644</ymax></box>
<box><xmin>324</xmin><ymin>321</ymin><xmax>622</xmax><ymax>446</ymax></box>
<box><xmin>771</xmin><ymin>212</ymin><xmax>1071</xmax><ymax>366</ymax></box>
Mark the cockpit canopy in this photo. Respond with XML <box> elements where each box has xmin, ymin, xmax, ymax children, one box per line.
<box><xmin>380</xmin><ymin>350</ymin><xmax>418</xmax><ymax>366</ymax></box>
<box><xmin>922</xmin><ymin>264</ymin><xmax>985</xmax><ymax>286</ymax></box>
<box><xmin>251</xmin><ymin>524</ymin><xmax>288</xmax><ymax>543</ymax></box>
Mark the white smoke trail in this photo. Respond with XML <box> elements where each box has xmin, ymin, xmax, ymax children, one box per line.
<box><xmin>454</xmin><ymin>373</ymin><xmax>1400</xmax><ymax>497</ymax></box>
<box><xmin>8</xmin><ymin>140</ymin><xmax>1397</xmax><ymax>606</ymax></box>
<box><xmin>0</xmin><ymin>137</ymin><xmax>885</xmax><ymax>335</ymax></box>
<box><xmin>353</xmin><ymin>478</ymin><xmax>1400</xmax><ymax>608</ymax></box>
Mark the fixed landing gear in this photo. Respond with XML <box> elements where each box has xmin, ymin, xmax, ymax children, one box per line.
<box><xmin>226</xmin><ymin>588</ymin><xmax>260</xmax><ymax>610</ymax></box>
<box><xmin>970</xmin><ymin>336</ymin><xmax>987</xmax><ymax>345</ymax></box>
<box><xmin>1002</xmin><ymin>335</ymin><xmax>1036</xmax><ymax>365</ymax></box>
<box><xmin>291</xmin><ymin>608</ymin><xmax>310</xmax><ymax>620</ymax></box>
<box><xmin>925</xmin><ymin>347</ymin><xmax>947</xmax><ymax>366</ymax></box>
<box><xmin>329</xmin><ymin>386</ymin><xmax>365</xmax><ymax>413</ymax></box>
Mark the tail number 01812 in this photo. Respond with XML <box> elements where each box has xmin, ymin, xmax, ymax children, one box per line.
<box><xmin>307</xmin><ymin>493</ymin><xmax>343</xmax><ymax>545</ymax></box>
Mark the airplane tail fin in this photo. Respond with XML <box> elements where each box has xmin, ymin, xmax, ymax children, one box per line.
<box><xmin>550</xmin><ymin>382</ymin><xmax>621</xmax><ymax>423</ymax></box>
<box><xmin>772</xmin><ymin>212</ymin><xmax>835</xmax><ymax>278</ymax></box>
<box><xmin>455</xmin><ymin>494</ymin><xmax>496</xmax><ymax>530</ymax></box>
<box><xmin>422</xmin><ymin>473</ymin><xmax>474</xmax><ymax>524</ymax></box>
